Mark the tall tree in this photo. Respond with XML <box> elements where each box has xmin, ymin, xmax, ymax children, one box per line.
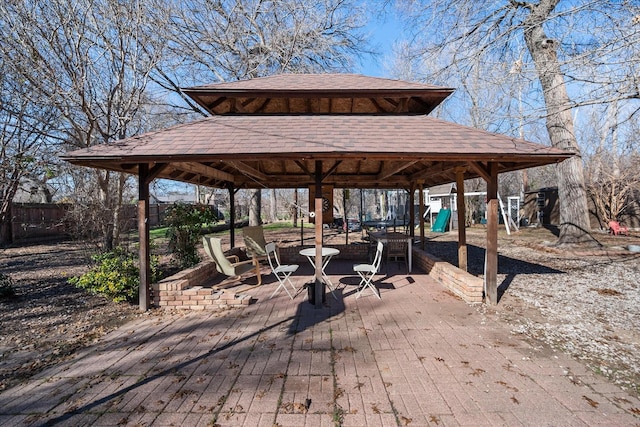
<box><xmin>0</xmin><ymin>0</ymin><xmax>168</xmax><ymax>249</ymax></box>
<box><xmin>0</xmin><ymin>60</ymin><xmax>61</xmax><ymax>245</ymax></box>
<box><xmin>154</xmin><ymin>0</ymin><xmax>370</xmax><ymax>225</ymax></box>
<box><xmin>395</xmin><ymin>0</ymin><xmax>640</xmax><ymax>244</ymax></box>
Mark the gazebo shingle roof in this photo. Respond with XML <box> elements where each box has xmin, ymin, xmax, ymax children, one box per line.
<box><xmin>62</xmin><ymin>73</ymin><xmax>572</xmax><ymax>189</ymax></box>
<box><xmin>182</xmin><ymin>74</ymin><xmax>455</xmax><ymax>115</ymax></box>
<box><xmin>63</xmin><ymin>114</ymin><xmax>570</xmax><ymax>189</ymax></box>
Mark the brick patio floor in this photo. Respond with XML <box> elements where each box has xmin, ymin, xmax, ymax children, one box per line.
<box><xmin>1</xmin><ymin>260</ymin><xmax>639</xmax><ymax>426</ymax></box>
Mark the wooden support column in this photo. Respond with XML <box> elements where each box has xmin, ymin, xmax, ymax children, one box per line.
<box><xmin>138</xmin><ymin>163</ymin><xmax>151</xmax><ymax>311</ymax></box>
<box><xmin>314</xmin><ymin>161</ymin><xmax>324</xmax><ymax>309</ymax></box>
<box><xmin>486</xmin><ymin>163</ymin><xmax>499</xmax><ymax>305</ymax></box>
<box><xmin>137</xmin><ymin>162</ymin><xmax>168</xmax><ymax>311</ymax></box>
<box><xmin>409</xmin><ymin>184</ymin><xmax>415</xmax><ymax>239</ymax></box>
<box><xmin>455</xmin><ymin>168</ymin><xmax>468</xmax><ymax>272</ymax></box>
<box><xmin>418</xmin><ymin>182</ymin><xmax>425</xmax><ymax>250</ymax></box>
<box><xmin>228</xmin><ymin>184</ymin><xmax>235</xmax><ymax>248</ymax></box>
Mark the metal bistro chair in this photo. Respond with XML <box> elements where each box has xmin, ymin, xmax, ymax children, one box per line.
<box><xmin>353</xmin><ymin>241</ymin><xmax>384</xmax><ymax>299</ymax></box>
<box><xmin>265</xmin><ymin>242</ymin><xmax>299</xmax><ymax>300</ymax></box>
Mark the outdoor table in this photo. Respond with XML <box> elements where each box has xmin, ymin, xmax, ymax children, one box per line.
<box><xmin>299</xmin><ymin>247</ymin><xmax>340</xmax><ymax>298</ymax></box>
<box><xmin>369</xmin><ymin>231</ymin><xmax>413</xmax><ymax>272</ymax></box>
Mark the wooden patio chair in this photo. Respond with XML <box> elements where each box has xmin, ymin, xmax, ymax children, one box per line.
<box><xmin>203</xmin><ymin>235</ymin><xmax>262</xmax><ymax>285</ymax></box>
<box><xmin>385</xmin><ymin>239</ymin><xmax>408</xmax><ymax>274</ymax></box>
<box><xmin>243</xmin><ymin>225</ymin><xmax>268</xmax><ymax>261</ymax></box>
<box><xmin>609</xmin><ymin>221</ymin><xmax>629</xmax><ymax>236</ymax></box>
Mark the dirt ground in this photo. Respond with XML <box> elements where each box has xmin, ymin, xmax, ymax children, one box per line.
<box><xmin>1</xmin><ymin>225</ymin><xmax>639</xmax><ymax>398</ymax></box>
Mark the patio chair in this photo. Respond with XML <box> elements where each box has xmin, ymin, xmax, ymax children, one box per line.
<box><xmin>202</xmin><ymin>235</ymin><xmax>262</xmax><ymax>285</ymax></box>
<box><xmin>265</xmin><ymin>242</ymin><xmax>299</xmax><ymax>300</ymax></box>
<box><xmin>353</xmin><ymin>241</ymin><xmax>384</xmax><ymax>299</ymax></box>
<box><xmin>385</xmin><ymin>239</ymin><xmax>408</xmax><ymax>274</ymax></box>
<box><xmin>243</xmin><ymin>225</ymin><xmax>268</xmax><ymax>261</ymax></box>
<box><xmin>609</xmin><ymin>221</ymin><xmax>629</xmax><ymax>236</ymax></box>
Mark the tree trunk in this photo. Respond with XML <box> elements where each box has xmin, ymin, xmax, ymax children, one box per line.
<box><xmin>523</xmin><ymin>0</ymin><xmax>592</xmax><ymax>244</ymax></box>
<box><xmin>269</xmin><ymin>189</ymin><xmax>277</xmax><ymax>222</ymax></box>
<box><xmin>249</xmin><ymin>189</ymin><xmax>261</xmax><ymax>226</ymax></box>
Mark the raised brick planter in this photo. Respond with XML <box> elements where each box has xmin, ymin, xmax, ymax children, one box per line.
<box><xmin>411</xmin><ymin>247</ymin><xmax>484</xmax><ymax>303</ymax></box>
<box><xmin>154</xmin><ymin>243</ymin><xmax>483</xmax><ymax>309</ymax></box>
<box><xmin>280</xmin><ymin>243</ymin><xmax>483</xmax><ymax>304</ymax></box>
<box><xmin>278</xmin><ymin>243</ymin><xmax>370</xmax><ymax>263</ymax></box>
<box><xmin>153</xmin><ymin>261</ymin><xmax>256</xmax><ymax>310</ymax></box>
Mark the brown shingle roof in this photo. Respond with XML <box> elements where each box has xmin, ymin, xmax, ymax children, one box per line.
<box><xmin>62</xmin><ymin>114</ymin><xmax>571</xmax><ymax>189</ymax></box>
<box><xmin>182</xmin><ymin>74</ymin><xmax>455</xmax><ymax>115</ymax></box>
<box><xmin>183</xmin><ymin>73</ymin><xmax>449</xmax><ymax>92</ymax></box>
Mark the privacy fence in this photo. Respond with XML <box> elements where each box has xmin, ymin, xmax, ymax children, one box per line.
<box><xmin>2</xmin><ymin>203</ymin><xmax>170</xmax><ymax>245</ymax></box>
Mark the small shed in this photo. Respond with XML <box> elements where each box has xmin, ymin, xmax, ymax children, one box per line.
<box><xmin>523</xmin><ymin>187</ymin><xmax>559</xmax><ymax>226</ymax></box>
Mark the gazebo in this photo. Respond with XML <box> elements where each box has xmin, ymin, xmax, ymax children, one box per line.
<box><xmin>61</xmin><ymin>74</ymin><xmax>572</xmax><ymax>309</ymax></box>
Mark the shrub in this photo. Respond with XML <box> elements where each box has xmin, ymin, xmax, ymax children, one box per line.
<box><xmin>69</xmin><ymin>247</ymin><xmax>159</xmax><ymax>303</ymax></box>
<box><xmin>0</xmin><ymin>273</ymin><xmax>16</xmax><ymax>299</ymax></box>
<box><xmin>164</xmin><ymin>203</ymin><xmax>219</xmax><ymax>268</ymax></box>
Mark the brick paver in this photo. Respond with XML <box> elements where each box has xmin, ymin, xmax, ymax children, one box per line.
<box><xmin>1</xmin><ymin>261</ymin><xmax>639</xmax><ymax>426</ymax></box>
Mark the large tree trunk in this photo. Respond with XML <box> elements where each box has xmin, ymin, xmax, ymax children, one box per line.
<box><xmin>269</xmin><ymin>189</ymin><xmax>277</xmax><ymax>222</ymax></box>
<box><xmin>523</xmin><ymin>0</ymin><xmax>592</xmax><ymax>244</ymax></box>
<box><xmin>249</xmin><ymin>189</ymin><xmax>261</xmax><ymax>226</ymax></box>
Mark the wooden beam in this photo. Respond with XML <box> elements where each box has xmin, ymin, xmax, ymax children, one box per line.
<box><xmin>138</xmin><ymin>163</ymin><xmax>151</xmax><ymax>311</ymax></box>
<box><xmin>468</xmin><ymin>161</ymin><xmax>491</xmax><ymax>182</ymax></box>
<box><xmin>455</xmin><ymin>168</ymin><xmax>467</xmax><ymax>272</ymax></box>
<box><xmin>144</xmin><ymin>163</ymin><xmax>168</xmax><ymax>185</ymax></box>
<box><xmin>295</xmin><ymin>160</ymin><xmax>312</xmax><ymax>176</ymax></box>
<box><xmin>227</xmin><ymin>161</ymin><xmax>267</xmax><ymax>181</ymax></box>
<box><xmin>410</xmin><ymin>161</ymin><xmax>462</xmax><ymax>182</ymax></box>
<box><xmin>173</xmin><ymin>162</ymin><xmax>235</xmax><ymax>183</ymax></box>
<box><xmin>377</xmin><ymin>160</ymin><xmax>418</xmax><ymax>180</ymax></box>
<box><xmin>485</xmin><ymin>162</ymin><xmax>499</xmax><ymax>305</ymax></box>
<box><xmin>322</xmin><ymin>160</ymin><xmax>342</xmax><ymax>181</ymax></box>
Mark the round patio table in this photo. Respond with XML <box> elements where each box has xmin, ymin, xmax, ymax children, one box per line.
<box><xmin>299</xmin><ymin>247</ymin><xmax>340</xmax><ymax>298</ymax></box>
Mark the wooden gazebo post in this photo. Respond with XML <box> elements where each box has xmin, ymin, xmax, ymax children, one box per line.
<box><xmin>137</xmin><ymin>162</ymin><xmax>167</xmax><ymax>311</ymax></box>
<box><xmin>485</xmin><ymin>163</ymin><xmax>499</xmax><ymax>304</ymax></box>
<box><xmin>409</xmin><ymin>184</ymin><xmax>416</xmax><ymax>239</ymax></box>
<box><xmin>314</xmin><ymin>161</ymin><xmax>324</xmax><ymax>308</ymax></box>
<box><xmin>228</xmin><ymin>183</ymin><xmax>235</xmax><ymax>248</ymax></box>
<box><xmin>468</xmin><ymin>161</ymin><xmax>499</xmax><ymax>304</ymax></box>
<box><xmin>455</xmin><ymin>167</ymin><xmax>467</xmax><ymax>272</ymax></box>
<box><xmin>418</xmin><ymin>182</ymin><xmax>425</xmax><ymax>250</ymax></box>
<box><xmin>138</xmin><ymin>163</ymin><xmax>151</xmax><ymax>311</ymax></box>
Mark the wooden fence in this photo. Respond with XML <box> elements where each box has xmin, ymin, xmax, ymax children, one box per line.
<box><xmin>3</xmin><ymin>203</ymin><xmax>171</xmax><ymax>244</ymax></box>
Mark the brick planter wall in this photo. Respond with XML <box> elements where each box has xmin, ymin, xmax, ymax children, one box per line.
<box><xmin>153</xmin><ymin>261</ymin><xmax>256</xmax><ymax>310</ymax></box>
<box><xmin>278</xmin><ymin>243</ymin><xmax>370</xmax><ymax>263</ymax></box>
<box><xmin>411</xmin><ymin>247</ymin><xmax>484</xmax><ymax>303</ymax></box>
<box><xmin>153</xmin><ymin>243</ymin><xmax>483</xmax><ymax>309</ymax></box>
<box><xmin>280</xmin><ymin>243</ymin><xmax>483</xmax><ymax>304</ymax></box>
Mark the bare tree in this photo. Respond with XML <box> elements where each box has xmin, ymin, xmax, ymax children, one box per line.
<box><xmin>0</xmin><ymin>62</ymin><xmax>61</xmax><ymax>245</ymax></box>
<box><xmin>153</xmin><ymin>0</ymin><xmax>370</xmax><ymax>225</ymax></box>
<box><xmin>0</xmin><ymin>0</ymin><xmax>168</xmax><ymax>249</ymax></box>
<box><xmin>394</xmin><ymin>0</ymin><xmax>640</xmax><ymax>244</ymax></box>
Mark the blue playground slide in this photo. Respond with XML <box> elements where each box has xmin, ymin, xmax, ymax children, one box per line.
<box><xmin>431</xmin><ymin>208</ymin><xmax>451</xmax><ymax>232</ymax></box>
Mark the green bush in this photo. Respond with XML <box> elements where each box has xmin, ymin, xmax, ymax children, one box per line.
<box><xmin>164</xmin><ymin>203</ymin><xmax>219</xmax><ymax>268</ymax></box>
<box><xmin>69</xmin><ymin>247</ymin><xmax>159</xmax><ymax>303</ymax></box>
<box><xmin>0</xmin><ymin>273</ymin><xmax>16</xmax><ymax>299</ymax></box>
